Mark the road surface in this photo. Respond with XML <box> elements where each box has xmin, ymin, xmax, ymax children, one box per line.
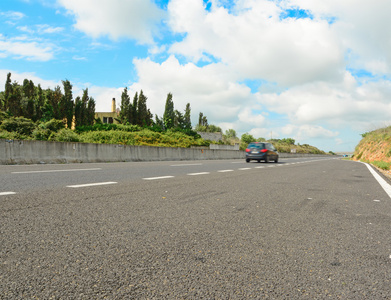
<box><xmin>1</xmin><ymin>157</ymin><xmax>390</xmax><ymax>298</ymax></box>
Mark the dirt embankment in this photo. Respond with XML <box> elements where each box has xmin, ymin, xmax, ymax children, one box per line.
<box><xmin>354</xmin><ymin>140</ymin><xmax>391</xmax><ymax>163</ymax></box>
<box><xmin>353</xmin><ymin>127</ymin><xmax>391</xmax><ymax>178</ymax></box>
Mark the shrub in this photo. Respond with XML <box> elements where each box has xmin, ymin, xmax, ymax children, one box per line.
<box><xmin>50</xmin><ymin>128</ymin><xmax>80</xmax><ymax>142</ymax></box>
<box><xmin>32</xmin><ymin>128</ymin><xmax>52</xmax><ymax>141</ymax></box>
<box><xmin>0</xmin><ymin>117</ymin><xmax>36</xmax><ymax>136</ymax></box>
<box><xmin>40</xmin><ymin>119</ymin><xmax>65</xmax><ymax>132</ymax></box>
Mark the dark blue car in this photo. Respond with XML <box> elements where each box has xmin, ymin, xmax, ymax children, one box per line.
<box><xmin>245</xmin><ymin>142</ymin><xmax>279</xmax><ymax>163</ymax></box>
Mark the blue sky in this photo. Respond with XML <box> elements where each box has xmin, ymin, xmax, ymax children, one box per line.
<box><xmin>2</xmin><ymin>0</ymin><xmax>391</xmax><ymax>152</ymax></box>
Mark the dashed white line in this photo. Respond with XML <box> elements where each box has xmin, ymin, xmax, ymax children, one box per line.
<box><xmin>238</xmin><ymin>168</ymin><xmax>251</xmax><ymax>170</ymax></box>
<box><xmin>143</xmin><ymin>176</ymin><xmax>175</xmax><ymax>180</ymax></box>
<box><xmin>187</xmin><ymin>172</ymin><xmax>210</xmax><ymax>176</ymax></box>
<box><xmin>0</xmin><ymin>192</ymin><xmax>16</xmax><ymax>196</ymax></box>
<box><xmin>218</xmin><ymin>169</ymin><xmax>234</xmax><ymax>173</ymax></box>
<box><xmin>12</xmin><ymin>168</ymin><xmax>102</xmax><ymax>174</ymax></box>
<box><xmin>67</xmin><ymin>182</ymin><xmax>117</xmax><ymax>188</ymax></box>
<box><xmin>171</xmin><ymin>163</ymin><xmax>202</xmax><ymax>167</ymax></box>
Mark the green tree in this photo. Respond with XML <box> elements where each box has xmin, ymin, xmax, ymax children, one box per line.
<box><xmin>225</xmin><ymin>129</ymin><xmax>237</xmax><ymax>139</ymax></box>
<box><xmin>184</xmin><ymin>103</ymin><xmax>191</xmax><ymax>130</ymax></box>
<box><xmin>22</xmin><ymin>79</ymin><xmax>35</xmax><ymax>120</ymax></box>
<box><xmin>61</xmin><ymin>80</ymin><xmax>74</xmax><ymax>128</ymax></box>
<box><xmin>3</xmin><ymin>72</ymin><xmax>12</xmax><ymax>111</ymax></box>
<box><xmin>131</xmin><ymin>92</ymin><xmax>138</xmax><ymax>125</ymax></box>
<box><xmin>137</xmin><ymin>90</ymin><xmax>150</xmax><ymax>126</ymax></box>
<box><xmin>35</xmin><ymin>84</ymin><xmax>44</xmax><ymax>121</ymax></box>
<box><xmin>174</xmin><ymin>109</ymin><xmax>184</xmax><ymax>129</ymax></box>
<box><xmin>119</xmin><ymin>87</ymin><xmax>131</xmax><ymax>124</ymax></box>
<box><xmin>8</xmin><ymin>82</ymin><xmax>22</xmax><ymax>117</ymax></box>
<box><xmin>86</xmin><ymin>96</ymin><xmax>96</xmax><ymax>126</ymax></box>
<box><xmin>74</xmin><ymin>96</ymin><xmax>83</xmax><ymax>127</ymax></box>
<box><xmin>163</xmin><ymin>93</ymin><xmax>175</xmax><ymax>129</ymax></box>
<box><xmin>241</xmin><ymin>133</ymin><xmax>256</xmax><ymax>144</ymax></box>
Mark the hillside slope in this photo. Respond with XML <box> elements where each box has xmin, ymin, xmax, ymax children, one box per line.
<box><xmin>353</xmin><ymin>126</ymin><xmax>391</xmax><ymax>171</ymax></box>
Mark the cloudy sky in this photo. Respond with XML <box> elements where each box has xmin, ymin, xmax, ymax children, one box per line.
<box><xmin>1</xmin><ymin>0</ymin><xmax>391</xmax><ymax>152</ymax></box>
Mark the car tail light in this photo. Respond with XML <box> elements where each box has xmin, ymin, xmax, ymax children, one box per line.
<box><xmin>260</xmin><ymin>149</ymin><xmax>268</xmax><ymax>153</ymax></box>
<box><xmin>245</xmin><ymin>149</ymin><xmax>251</xmax><ymax>153</ymax></box>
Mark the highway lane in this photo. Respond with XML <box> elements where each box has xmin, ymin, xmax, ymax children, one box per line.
<box><xmin>1</xmin><ymin>156</ymin><xmax>337</xmax><ymax>193</ymax></box>
<box><xmin>1</xmin><ymin>158</ymin><xmax>391</xmax><ymax>298</ymax></box>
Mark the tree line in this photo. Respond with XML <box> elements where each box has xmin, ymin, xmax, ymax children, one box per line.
<box><xmin>0</xmin><ymin>73</ymin><xmax>96</xmax><ymax>128</ymax></box>
<box><xmin>0</xmin><ymin>73</ymin><xmax>220</xmax><ymax>133</ymax></box>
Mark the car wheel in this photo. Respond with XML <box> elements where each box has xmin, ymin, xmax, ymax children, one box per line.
<box><xmin>246</xmin><ymin>158</ymin><xmax>250</xmax><ymax>163</ymax></box>
<box><xmin>257</xmin><ymin>160</ymin><xmax>261</xmax><ymax>163</ymax></box>
<box><xmin>274</xmin><ymin>157</ymin><xmax>279</xmax><ymax>163</ymax></box>
<box><xmin>265</xmin><ymin>156</ymin><xmax>270</xmax><ymax>163</ymax></box>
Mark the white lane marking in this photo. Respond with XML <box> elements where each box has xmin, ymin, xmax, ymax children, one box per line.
<box><xmin>143</xmin><ymin>176</ymin><xmax>174</xmax><ymax>180</ymax></box>
<box><xmin>238</xmin><ymin>168</ymin><xmax>251</xmax><ymax>170</ymax></box>
<box><xmin>363</xmin><ymin>162</ymin><xmax>391</xmax><ymax>199</ymax></box>
<box><xmin>12</xmin><ymin>168</ymin><xmax>102</xmax><ymax>174</ymax></box>
<box><xmin>0</xmin><ymin>192</ymin><xmax>16</xmax><ymax>196</ymax></box>
<box><xmin>67</xmin><ymin>182</ymin><xmax>117</xmax><ymax>188</ymax></box>
<box><xmin>218</xmin><ymin>169</ymin><xmax>234</xmax><ymax>173</ymax></box>
<box><xmin>255</xmin><ymin>166</ymin><xmax>265</xmax><ymax>169</ymax></box>
<box><xmin>373</xmin><ymin>200</ymin><xmax>381</xmax><ymax>202</ymax></box>
<box><xmin>187</xmin><ymin>172</ymin><xmax>210</xmax><ymax>176</ymax></box>
<box><xmin>171</xmin><ymin>163</ymin><xmax>202</xmax><ymax>167</ymax></box>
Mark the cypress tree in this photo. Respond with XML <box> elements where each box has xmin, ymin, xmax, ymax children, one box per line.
<box><xmin>163</xmin><ymin>93</ymin><xmax>175</xmax><ymax>129</ymax></box>
<box><xmin>131</xmin><ymin>92</ymin><xmax>138</xmax><ymax>125</ymax></box>
<box><xmin>184</xmin><ymin>103</ymin><xmax>191</xmax><ymax>129</ymax></box>
<box><xmin>119</xmin><ymin>87</ymin><xmax>131</xmax><ymax>124</ymax></box>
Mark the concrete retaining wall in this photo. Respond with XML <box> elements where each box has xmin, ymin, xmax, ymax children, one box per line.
<box><xmin>0</xmin><ymin>139</ymin><xmax>330</xmax><ymax>165</ymax></box>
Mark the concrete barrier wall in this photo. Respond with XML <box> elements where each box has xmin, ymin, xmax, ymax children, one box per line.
<box><xmin>0</xmin><ymin>139</ymin><xmax>330</xmax><ymax>165</ymax></box>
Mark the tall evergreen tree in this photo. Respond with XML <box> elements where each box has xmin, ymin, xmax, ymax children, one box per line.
<box><xmin>131</xmin><ymin>92</ymin><xmax>138</xmax><ymax>125</ymax></box>
<box><xmin>137</xmin><ymin>90</ymin><xmax>149</xmax><ymax>126</ymax></box>
<box><xmin>35</xmin><ymin>84</ymin><xmax>44</xmax><ymax>121</ymax></box>
<box><xmin>8</xmin><ymin>82</ymin><xmax>22</xmax><ymax>116</ymax></box>
<box><xmin>163</xmin><ymin>93</ymin><xmax>175</xmax><ymax>129</ymax></box>
<box><xmin>184</xmin><ymin>103</ymin><xmax>191</xmax><ymax>129</ymax></box>
<box><xmin>86</xmin><ymin>97</ymin><xmax>96</xmax><ymax>125</ymax></box>
<box><xmin>3</xmin><ymin>72</ymin><xmax>12</xmax><ymax>111</ymax></box>
<box><xmin>42</xmin><ymin>90</ymin><xmax>55</xmax><ymax>121</ymax></box>
<box><xmin>61</xmin><ymin>80</ymin><xmax>74</xmax><ymax>128</ymax></box>
<box><xmin>74</xmin><ymin>96</ymin><xmax>83</xmax><ymax>127</ymax></box>
<box><xmin>80</xmin><ymin>88</ymin><xmax>89</xmax><ymax>125</ymax></box>
<box><xmin>119</xmin><ymin>87</ymin><xmax>131</xmax><ymax>124</ymax></box>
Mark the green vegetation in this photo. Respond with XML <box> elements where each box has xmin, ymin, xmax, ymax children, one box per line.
<box><xmin>0</xmin><ymin>73</ymin><xmax>326</xmax><ymax>153</ymax></box>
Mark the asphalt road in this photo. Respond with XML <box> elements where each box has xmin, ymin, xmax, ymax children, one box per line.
<box><xmin>1</xmin><ymin>157</ymin><xmax>391</xmax><ymax>299</ymax></box>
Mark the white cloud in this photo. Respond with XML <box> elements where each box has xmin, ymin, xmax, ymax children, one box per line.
<box><xmin>287</xmin><ymin>0</ymin><xmax>391</xmax><ymax>74</ymax></box>
<box><xmin>1</xmin><ymin>11</ymin><xmax>25</xmax><ymax>20</ymax></box>
<box><xmin>58</xmin><ymin>0</ymin><xmax>165</xmax><ymax>44</ymax></box>
<box><xmin>259</xmin><ymin>72</ymin><xmax>391</xmax><ymax>132</ymax></box>
<box><xmin>127</xmin><ymin>56</ymin><xmax>260</xmax><ymax>127</ymax></box>
<box><xmin>0</xmin><ymin>37</ymin><xmax>55</xmax><ymax>61</ymax></box>
<box><xmin>167</xmin><ymin>0</ymin><xmax>345</xmax><ymax>87</ymax></box>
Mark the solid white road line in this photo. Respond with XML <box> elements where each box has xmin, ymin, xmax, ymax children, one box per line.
<box><xmin>0</xmin><ymin>192</ymin><xmax>16</xmax><ymax>196</ymax></box>
<box><xmin>363</xmin><ymin>162</ymin><xmax>391</xmax><ymax>199</ymax></box>
<box><xmin>187</xmin><ymin>172</ymin><xmax>210</xmax><ymax>176</ymax></box>
<box><xmin>143</xmin><ymin>176</ymin><xmax>175</xmax><ymax>180</ymax></box>
<box><xmin>67</xmin><ymin>182</ymin><xmax>117</xmax><ymax>188</ymax></box>
<box><xmin>12</xmin><ymin>168</ymin><xmax>102</xmax><ymax>174</ymax></box>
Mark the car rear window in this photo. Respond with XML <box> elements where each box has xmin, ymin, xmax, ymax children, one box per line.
<box><xmin>248</xmin><ymin>143</ymin><xmax>265</xmax><ymax>149</ymax></box>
